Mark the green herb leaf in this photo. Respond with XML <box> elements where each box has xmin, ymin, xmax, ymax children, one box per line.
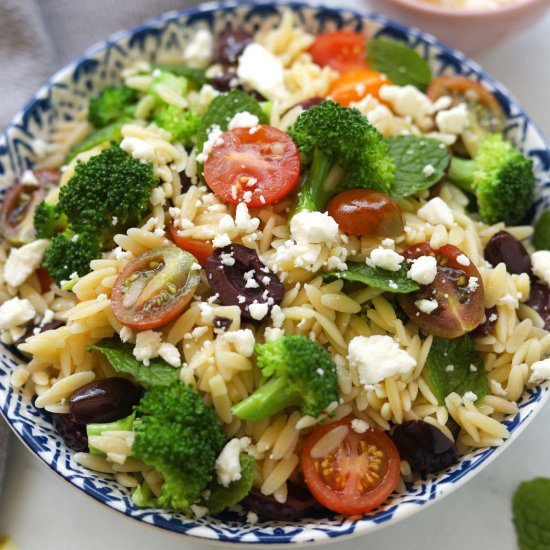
<box><xmin>196</xmin><ymin>90</ymin><xmax>268</xmax><ymax>153</ymax></box>
<box><xmin>386</xmin><ymin>136</ymin><xmax>450</xmax><ymax>199</ymax></box>
<box><xmin>513</xmin><ymin>478</ymin><xmax>550</xmax><ymax>550</ymax></box>
<box><xmin>367</xmin><ymin>38</ymin><xmax>432</xmax><ymax>90</ymax></box>
<box><xmin>426</xmin><ymin>334</ymin><xmax>487</xmax><ymax>404</ymax></box>
<box><xmin>88</xmin><ymin>337</ymin><xmax>179</xmax><ymax>387</ymax></box>
<box><xmin>204</xmin><ymin>453</ymin><xmax>255</xmax><ymax>514</ymax></box>
<box><xmin>534</xmin><ymin>211</ymin><xmax>550</xmax><ymax>251</ymax></box>
<box><xmin>153</xmin><ymin>64</ymin><xmax>208</xmax><ymax>88</ymax></box>
<box><xmin>323</xmin><ymin>262</ymin><xmax>420</xmax><ymax>293</ymax></box>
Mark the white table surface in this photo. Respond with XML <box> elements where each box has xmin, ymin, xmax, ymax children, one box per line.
<box><xmin>1</xmin><ymin>1</ymin><xmax>550</xmax><ymax>548</ymax></box>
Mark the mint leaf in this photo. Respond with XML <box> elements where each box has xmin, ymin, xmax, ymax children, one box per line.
<box><xmin>426</xmin><ymin>335</ymin><xmax>487</xmax><ymax>404</ymax></box>
<box><xmin>197</xmin><ymin>90</ymin><xmax>268</xmax><ymax>152</ymax></box>
<box><xmin>367</xmin><ymin>38</ymin><xmax>432</xmax><ymax>90</ymax></box>
<box><xmin>88</xmin><ymin>337</ymin><xmax>179</xmax><ymax>387</ymax></box>
<box><xmin>387</xmin><ymin>136</ymin><xmax>450</xmax><ymax>199</ymax></box>
<box><xmin>204</xmin><ymin>454</ymin><xmax>255</xmax><ymax>514</ymax></box>
<box><xmin>513</xmin><ymin>478</ymin><xmax>550</xmax><ymax>550</ymax></box>
<box><xmin>534</xmin><ymin>211</ymin><xmax>550</xmax><ymax>251</ymax></box>
<box><xmin>323</xmin><ymin>262</ymin><xmax>420</xmax><ymax>293</ymax></box>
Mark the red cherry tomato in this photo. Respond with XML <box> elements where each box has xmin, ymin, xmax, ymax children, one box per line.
<box><xmin>301</xmin><ymin>418</ymin><xmax>401</xmax><ymax>515</ymax></box>
<box><xmin>308</xmin><ymin>31</ymin><xmax>369</xmax><ymax>73</ymax></box>
<box><xmin>111</xmin><ymin>246</ymin><xmax>201</xmax><ymax>330</ymax></box>
<box><xmin>326</xmin><ymin>189</ymin><xmax>404</xmax><ymax>237</ymax></box>
<box><xmin>167</xmin><ymin>221</ymin><xmax>214</xmax><ymax>267</ymax></box>
<box><xmin>398</xmin><ymin>242</ymin><xmax>485</xmax><ymax>339</ymax></box>
<box><xmin>203</xmin><ymin>125</ymin><xmax>301</xmax><ymax>208</ymax></box>
<box><xmin>328</xmin><ymin>70</ymin><xmax>391</xmax><ymax>106</ymax></box>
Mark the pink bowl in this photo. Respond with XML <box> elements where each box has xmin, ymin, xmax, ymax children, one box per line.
<box><xmin>367</xmin><ymin>0</ymin><xmax>550</xmax><ymax>55</ymax></box>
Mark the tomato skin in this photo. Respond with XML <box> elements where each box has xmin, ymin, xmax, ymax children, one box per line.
<box><xmin>328</xmin><ymin>70</ymin><xmax>391</xmax><ymax>106</ymax></box>
<box><xmin>398</xmin><ymin>242</ymin><xmax>485</xmax><ymax>339</ymax></box>
<box><xmin>326</xmin><ymin>189</ymin><xmax>404</xmax><ymax>237</ymax></box>
<box><xmin>111</xmin><ymin>246</ymin><xmax>200</xmax><ymax>330</ymax></box>
<box><xmin>204</xmin><ymin>125</ymin><xmax>301</xmax><ymax>208</ymax></box>
<box><xmin>301</xmin><ymin>419</ymin><xmax>401</xmax><ymax>516</ymax></box>
<box><xmin>167</xmin><ymin>221</ymin><xmax>214</xmax><ymax>267</ymax></box>
<box><xmin>308</xmin><ymin>31</ymin><xmax>369</xmax><ymax>73</ymax></box>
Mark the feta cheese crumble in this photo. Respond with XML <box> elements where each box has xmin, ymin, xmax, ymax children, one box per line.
<box><xmin>196</xmin><ymin>125</ymin><xmax>224</xmax><ymax>163</ymax></box>
<box><xmin>248</xmin><ymin>302</ymin><xmax>269</xmax><ymax>321</ymax></box>
<box><xmin>367</xmin><ymin>247</ymin><xmax>405</xmax><ymax>272</ymax></box>
<box><xmin>435</xmin><ymin>103</ymin><xmax>469</xmax><ymax>135</ymax></box>
<box><xmin>348</xmin><ymin>335</ymin><xmax>417</xmax><ymax>386</ymax></box>
<box><xmin>4</xmin><ymin>239</ymin><xmax>49</xmax><ymax>288</ymax></box>
<box><xmin>133</xmin><ymin>331</ymin><xmax>162</xmax><ymax>366</ymax></box>
<box><xmin>351</xmin><ymin>419</ymin><xmax>369</xmax><ymax>434</ymax></box>
<box><xmin>415</xmin><ymin>298</ymin><xmax>439</xmax><ymax>314</ymax></box>
<box><xmin>120</xmin><ymin>137</ymin><xmax>156</xmax><ymax>163</ymax></box>
<box><xmin>456</xmin><ymin>254</ymin><xmax>471</xmax><ymax>267</ymax></box>
<box><xmin>215</xmin><ymin>437</ymin><xmax>251</xmax><ymax>487</ymax></box>
<box><xmin>417</xmin><ymin>197</ymin><xmax>455</xmax><ymax>228</ymax></box>
<box><xmin>182</xmin><ymin>28</ymin><xmax>214</xmax><ymax>69</ymax></box>
<box><xmin>228</xmin><ymin>111</ymin><xmax>260</xmax><ymax>130</ymax></box>
<box><xmin>529</xmin><ymin>358</ymin><xmax>550</xmax><ymax>384</ymax></box>
<box><xmin>290</xmin><ymin>211</ymin><xmax>340</xmax><ymax>245</ymax></box>
<box><xmin>222</xmin><ymin>329</ymin><xmax>256</xmax><ymax>357</ymax></box>
<box><xmin>532</xmin><ymin>251</ymin><xmax>550</xmax><ymax>286</ymax></box>
<box><xmin>407</xmin><ymin>255</ymin><xmax>438</xmax><ymax>285</ymax></box>
<box><xmin>0</xmin><ymin>297</ymin><xmax>36</xmax><ymax>331</ymax></box>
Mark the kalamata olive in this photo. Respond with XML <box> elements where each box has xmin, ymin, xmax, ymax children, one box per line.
<box><xmin>526</xmin><ymin>282</ymin><xmax>550</xmax><ymax>331</ymax></box>
<box><xmin>210</xmin><ymin>69</ymin><xmax>238</xmax><ymax>92</ymax></box>
<box><xmin>178</xmin><ymin>171</ymin><xmax>193</xmax><ymax>194</ymax></box>
<box><xmin>215</xmin><ymin>30</ymin><xmax>254</xmax><ymax>66</ymax></box>
<box><xmin>51</xmin><ymin>413</ymin><xmax>88</xmax><ymax>452</ymax></box>
<box><xmin>69</xmin><ymin>377</ymin><xmax>143</xmax><ymax>424</ymax></box>
<box><xmin>241</xmin><ymin>482</ymin><xmax>325</xmax><ymax>520</ymax></box>
<box><xmin>391</xmin><ymin>420</ymin><xmax>458</xmax><ymax>474</ymax></box>
<box><xmin>213</xmin><ymin>316</ymin><xmax>232</xmax><ymax>332</ymax></box>
<box><xmin>484</xmin><ymin>231</ymin><xmax>531</xmax><ymax>275</ymax></box>
<box><xmin>205</xmin><ymin>244</ymin><xmax>284</xmax><ymax>320</ymax></box>
<box><xmin>15</xmin><ymin>320</ymin><xmax>65</xmax><ymax>347</ymax></box>
<box><xmin>470</xmin><ymin>306</ymin><xmax>498</xmax><ymax>338</ymax></box>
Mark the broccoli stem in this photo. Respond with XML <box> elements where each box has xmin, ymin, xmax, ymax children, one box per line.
<box><xmin>86</xmin><ymin>413</ymin><xmax>135</xmax><ymax>455</ymax></box>
<box><xmin>447</xmin><ymin>156</ymin><xmax>476</xmax><ymax>194</ymax></box>
<box><xmin>232</xmin><ymin>376</ymin><xmax>302</xmax><ymax>421</ymax></box>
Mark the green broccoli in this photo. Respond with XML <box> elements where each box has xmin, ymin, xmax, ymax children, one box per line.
<box><xmin>34</xmin><ymin>201</ymin><xmax>67</xmax><ymax>238</ymax></box>
<box><xmin>447</xmin><ymin>134</ymin><xmax>535</xmax><ymax>225</ymax></box>
<box><xmin>88</xmin><ymin>86</ymin><xmax>137</xmax><ymax>128</ymax></box>
<box><xmin>131</xmin><ymin>384</ymin><xmax>227</xmax><ymax>512</ymax></box>
<box><xmin>155</xmin><ymin>105</ymin><xmax>201</xmax><ymax>147</ymax></box>
<box><xmin>42</xmin><ymin>231</ymin><xmax>100</xmax><ymax>284</ymax></box>
<box><xmin>287</xmin><ymin>100</ymin><xmax>395</xmax><ymax>215</ymax></box>
<box><xmin>148</xmin><ymin>71</ymin><xmax>188</xmax><ymax>106</ymax></box>
<box><xmin>57</xmin><ymin>143</ymin><xmax>157</xmax><ymax>245</ymax></box>
<box><xmin>232</xmin><ymin>335</ymin><xmax>339</xmax><ymax>421</ymax></box>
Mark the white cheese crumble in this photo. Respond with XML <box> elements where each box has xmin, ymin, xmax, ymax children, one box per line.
<box><xmin>182</xmin><ymin>28</ymin><xmax>214</xmax><ymax>69</ymax></box>
<box><xmin>467</xmin><ymin>276</ymin><xmax>479</xmax><ymax>292</ymax></box>
<box><xmin>215</xmin><ymin>437</ymin><xmax>251</xmax><ymax>487</ymax></box>
<box><xmin>415</xmin><ymin>298</ymin><xmax>439</xmax><ymax>314</ymax></box>
<box><xmin>270</xmin><ymin>305</ymin><xmax>285</xmax><ymax>328</ymax></box>
<box><xmin>351</xmin><ymin>419</ymin><xmax>369</xmax><ymax>434</ymax></box>
<box><xmin>408</xmin><ymin>255</ymin><xmax>438</xmax><ymax>285</ymax></box>
<box><xmin>529</xmin><ymin>358</ymin><xmax>550</xmax><ymax>384</ymax></box>
<box><xmin>4</xmin><ymin>239</ymin><xmax>50</xmax><ymax>288</ymax></box>
<box><xmin>435</xmin><ymin>103</ymin><xmax>469</xmax><ymax>135</ymax></box>
<box><xmin>228</xmin><ymin>111</ymin><xmax>260</xmax><ymax>130</ymax></box>
<box><xmin>158</xmin><ymin>342</ymin><xmax>181</xmax><ymax>367</ymax></box>
<box><xmin>422</xmin><ymin>164</ymin><xmax>436</xmax><ymax>178</ymax></box>
<box><xmin>119</xmin><ymin>326</ymin><xmax>134</xmax><ymax>343</ymax></box>
<box><xmin>348</xmin><ymin>335</ymin><xmax>417</xmax><ymax>386</ymax></box>
<box><xmin>379</xmin><ymin>84</ymin><xmax>433</xmax><ymax>129</ymax></box>
<box><xmin>213</xmin><ymin>233</ymin><xmax>231</xmax><ymax>248</ymax></box>
<box><xmin>21</xmin><ymin>169</ymin><xmax>38</xmax><ymax>184</ymax></box>
<box><xmin>120</xmin><ymin>137</ymin><xmax>156</xmax><ymax>162</ymax></box>
<box><xmin>264</xmin><ymin>326</ymin><xmax>285</xmax><ymax>342</ymax></box>
<box><xmin>417</xmin><ymin>197</ymin><xmax>455</xmax><ymax>228</ymax></box>
<box><xmin>235</xmin><ymin>203</ymin><xmax>260</xmax><ymax>234</ymax></box>
<box><xmin>290</xmin><ymin>211</ymin><xmax>340</xmax><ymax>245</ymax></box>
<box><xmin>532</xmin><ymin>251</ymin><xmax>550</xmax><ymax>287</ymax></box>
<box><xmin>366</xmin><ymin>247</ymin><xmax>405</xmax><ymax>272</ymax></box>
<box><xmin>246</xmin><ymin>511</ymin><xmax>259</xmax><ymax>525</ymax></box>
<box><xmin>249</xmin><ymin>302</ymin><xmax>269</xmax><ymax>321</ymax></box>
<box><xmin>463</xmin><ymin>391</ymin><xmax>478</xmax><ymax>404</ymax></box>
<box><xmin>456</xmin><ymin>254</ymin><xmax>471</xmax><ymax>266</ymax></box>
<box><xmin>133</xmin><ymin>331</ymin><xmax>162</xmax><ymax>366</ymax></box>
<box><xmin>0</xmin><ymin>297</ymin><xmax>36</xmax><ymax>331</ymax></box>
<box><xmin>196</xmin><ymin>124</ymin><xmax>224</xmax><ymax>163</ymax></box>
<box><xmin>237</xmin><ymin>43</ymin><xmax>287</xmax><ymax>101</ymax></box>
<box><xmin>222</xmin><ymin>329</ymin><xmax>255</xmax><ymax>357</ymax></box>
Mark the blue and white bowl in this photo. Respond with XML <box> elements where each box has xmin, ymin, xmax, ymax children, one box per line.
<box><xmin>1</xmin><ymin>1</ymin><xmax>549</xmax><ymax>544</ymax></box>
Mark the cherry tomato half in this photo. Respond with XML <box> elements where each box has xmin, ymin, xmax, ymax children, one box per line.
<box><xmin>326</xmin><ymin>189</ymin><xmax>404</xmax><ymax>237</ymax></box>
<box><xmin>398</xmin><ymin>242</ymin><xmax>485</xmax><ymax>339</ymax></box>
<box><xmin>111</xmin><ymin>246</ymin><xmax>201</xmax><ymax>330</ymax></box>
<box><xmin>203</xmin><ymin>125</ymin><xmax>301</xmax><ymax>208</ymax></box>
<box><xmin>167</xmin><ymin>221</ymin><xmax>214</xmax><ymax>268</ymax></box>
<box><xmin>308</xmin><ymin>31</ymin><xmax>369</xmax><ymax>74</ymax></box>
<box><xmin>302</xmin><ymin>418</ymin><xmax>401</xmax><ymax>515</ymax></box>
<box><xmin>328</xmin><ymin>70</ymin><xmax>391</xmax><ymax>107</ymax></box>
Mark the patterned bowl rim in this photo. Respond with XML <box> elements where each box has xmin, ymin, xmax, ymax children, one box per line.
<box><xmin>1</xmin><ymin>0</ymin><xmax>549</xmax><ymax>545</ymax></box>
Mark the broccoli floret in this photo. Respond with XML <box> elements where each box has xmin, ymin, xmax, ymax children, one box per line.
<box><xmin>57</xmin><ymin>143</ymin><xmax>157</xmax><ymax>245</ymax></box>
<box><xmin>132</xmin><ymin>384</ymin><xmax>227</xmax><ymax>512</ymax></box>
<box><xmin>88</xmin><ymin>86</ymin><xmax>137</xmax><ymax>128</ymax></box>
<box><xmin>447</xmin><ymin>134</ymin><xmax>535</xmax><ymax>225</ymax></box>
<box><xmin>42</xmin><ymin>231</ymin><xmax>100</xmax><ymax>285</ymax></box>
<box><xmin>34</xmin><ymin>201</ymin><xmax>67</xmax><ymax>238</ymax></box>
<box><xmin>148</xmin><ymin>71</ymin><xmax>188</xmax><ymax>106</ymax></box>
<box><xmin>232</xmin><ymin>335</ymin><xmax>339</xmax><ymax>421</ymax></box>
<box><xmin>288</xmin><ymin>100</ymin><xmax>395</xmax><ymax>215</ymax></box>
<box><xmin>155</xmin><ymin>105</ymin><xmax>201</xmax><ymax>148</ymax></box>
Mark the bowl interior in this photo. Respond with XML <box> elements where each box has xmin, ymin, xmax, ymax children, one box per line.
<box><xmin>1</xmin><ymin>1</ymin><xmax>549</xmax><ymax>544</ymax></box>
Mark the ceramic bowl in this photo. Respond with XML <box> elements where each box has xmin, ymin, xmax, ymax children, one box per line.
<box><xmin>367</xmin><ymin>0</ymin><xmax>550</xmax><ymax>55</ymax></box>
<box><xmin>0</xmin><ymin>0</ymin><xmax>549</xmax><ymax>545</ymax></box>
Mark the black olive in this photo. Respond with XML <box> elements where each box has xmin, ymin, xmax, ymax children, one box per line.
<box><xmin>470</xmin><ymin>306</ymin><xmax>498</xmax><ymax>338</ymax></box>
<box><xmin>391</xmin><ymin>420</ymin><xmax>458</xmax><ymax>474</ymax></box>
<box><xmin>205</xmin><ymin>244</ymin><xmax>284</xmax><ymax>320</ymax></box>
<box><xmin>526</xmin><ymin>282</ymin><xmax>550</xmax><ymax>331</ymax></box>
<box><xmin>15</xmin><ymin>320</ymin><xmax>65</xmax><ymax>347</ymax></box>
<box><xmin>51</xmin><ymin>413</ymin><xmax>88</xmax><ymax>452</ymax></box>
<box><xmin>484</xmin><ymin>231</ymin><xmax>531</xmax><ymax>275</ymax></box>
<box><xmin>213</xmin><ymin>316</ymin><xmax>232</xmax><ymax>332</ymax></box>
<box><xmin>214</xmin><ymin>30</ymin><xmax>253</xmax><ymax>66</ymax></box>
<box><xmin>178</xmin><ymin>171</ymin><xmax>193</xmax><ymax>194</ymax></box>
<box><xmin>210</xmin><ymin>69</ymin><xmax>238</xmax><ymax>92</ymax></box>
<box><xmin>240</xmin><ymin>482</ymin><xmax>326</xmax><ymax>520</ymax></box>
<box><xmin>68</xmin><ymin>377</ymin><xmax>143</xmax><ymax>424</ymax></box>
